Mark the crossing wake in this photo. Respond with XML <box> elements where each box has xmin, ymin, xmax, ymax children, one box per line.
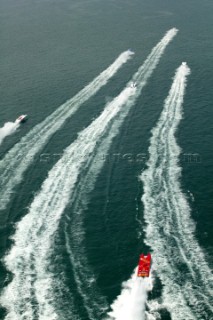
<box><xmin>140</xmin><ymin>63</ymin><xmax>213</xmax><ymax>319</ymax></box>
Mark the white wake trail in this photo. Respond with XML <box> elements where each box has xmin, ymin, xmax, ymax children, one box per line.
<box><xmin>63</xmin><ymin>29</ymin><xmax>178</xmax><ymax>320</ymax></box>
<box><xmin>140</xmin><ymin>63</ymin><xmax>213</xmax><ymax>320</ymax></box>
<box><xmin>0</xmin><ymin>122</ymin><xmax>19</xmax><ymax>146</ymax></box>
<box><xmin>0</xmin><ymin>28</ymin><xmax>178</xmax><ymax>320</ymax></box>
<box><xmin>108</xmin><ymin>271</ymin><xmax>153</xmax><ymax>320</ymax></box>
<box><xmin>0</xmin><ymin>87</ymin><xmax>137</xmax><ymax>320</ymax></box>
<box><xmin>0</xmin><ymin>50</ymin><xmax>133</xmax><ymax>211</ymax></box>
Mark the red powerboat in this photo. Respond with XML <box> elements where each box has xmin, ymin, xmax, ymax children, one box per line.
<box><xmin>137</xmin><ymin>253</ymin><xmax>151</xmax><ymax>277</ymax></box>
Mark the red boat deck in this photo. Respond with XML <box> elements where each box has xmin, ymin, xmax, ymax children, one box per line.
<box><xmin>137</xmin><ymin>253</ymin><xmax>151</xmax><ymax>277</ymax></box>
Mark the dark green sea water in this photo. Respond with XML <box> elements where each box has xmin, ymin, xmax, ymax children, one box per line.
<box><xmin>0</xmin><ymin>1</ymin><xmax>213</xmax><ymax>319</ymax></box>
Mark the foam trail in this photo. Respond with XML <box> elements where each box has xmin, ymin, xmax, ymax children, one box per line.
<box><xmin>0</xmin><ymin>50</ymin><xmax>133</xmax><ymax>211</ymax></box>
<box><xmin>63</xmin><ymin>29</ymin><xmax>178</xmax><ymax>319</ymax></box>
<box><xmin>0</xmin><ymin>122</ymin><xmax>19</xmax><ymax>145</ymax></box>
<box><xmin>140</xmin><ymin>63</ymin><xmax>213</xmax><ymax>319</ymax></box>
<box><xmin>0</xmin><ymin>28</ymin><xmax>178</xmax><ymax>320</ymax></box>
<box><xmin>0</xmin><ymin>87</ymin><xmax>137</xmax><ymax>320</ymax></box>
<box><xmin>108</xmin><ymin>270</ymin><xmax>153</xmax><ymax>320</ymax></box>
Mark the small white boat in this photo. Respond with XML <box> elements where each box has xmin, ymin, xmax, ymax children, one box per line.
<box><xmin>15</xmin><ymin>115</ymin><xmax>28</xmax><ymax>123</ymax></box>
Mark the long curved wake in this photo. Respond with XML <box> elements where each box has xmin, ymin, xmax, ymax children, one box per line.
<box><xmin>1</xmin><ymin>85</ymin><xmax>138</xmax><ymax>320</ymax></box>
<box><xmin>0</xmin><ymin>28</ymin><xmax>178</xmax><ymax>320</ymax></box>
<box><xmin>62</xmin><ymin>28</ymin><xmax>178</xmax><ymax>320</ymax></box>
<box><xmin>140</xmin><ymin>63</ymin><xmax>213</xmax><ymax>319</ymax></box>
<box><xmin>0</xmin><ymin>50</ymin><xmax>133</xmax><ymax>211</ymax></box>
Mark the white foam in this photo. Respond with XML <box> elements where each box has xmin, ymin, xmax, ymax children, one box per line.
<box><xmin>0</xmin><ymin>50</ymin><xmax>133</xmax><ymax>211</ymax></box>
<box><xmin>0</xmin><ymin>28</ymin><xmax>178</xmax><ymax>319</ymax></box>
<box><xmin>140</xmin><ymin>63</ymin><xmax>213</xmax><ymax>319</ymax></box>
<box><xmin>64</xmin><ymin>28</ymin><xmax>179</xmax><ymax>320</ymax></box>
<box><xmin>108</xmin><ymin>271</ymin><xmax>153</xmax><ymax>320</ymax></box>
<box><xmin>0</xmin><ymin>122</ymin><xmax>19</xmax><ymax>146</ymax></box>
<box><xmin>0</xmin><ymin>87</ymin><xmax>137</xmax><ymax>320</ymax></box>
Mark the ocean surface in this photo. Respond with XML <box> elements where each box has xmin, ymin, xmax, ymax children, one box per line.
<box><xmin>0</xmin><ymin>1</ymin><xmax>213</xmax><ymax>319</ymax></box>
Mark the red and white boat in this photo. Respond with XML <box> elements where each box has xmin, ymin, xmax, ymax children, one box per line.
<box><xmin>15</xmin><ymin>115</ymin><xmax>28</xmax><ymax>123</ymax></box>
<box><xmin>137</xmin><ymin>253</ymin><xmax>151</xmax><ymax>277</ymax></box>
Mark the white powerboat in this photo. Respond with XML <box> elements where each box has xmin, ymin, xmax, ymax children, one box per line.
<box><xmin>15</xmin><ymin>115</ymin><xmax>28</xmax><ymax>123</ymax></box>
